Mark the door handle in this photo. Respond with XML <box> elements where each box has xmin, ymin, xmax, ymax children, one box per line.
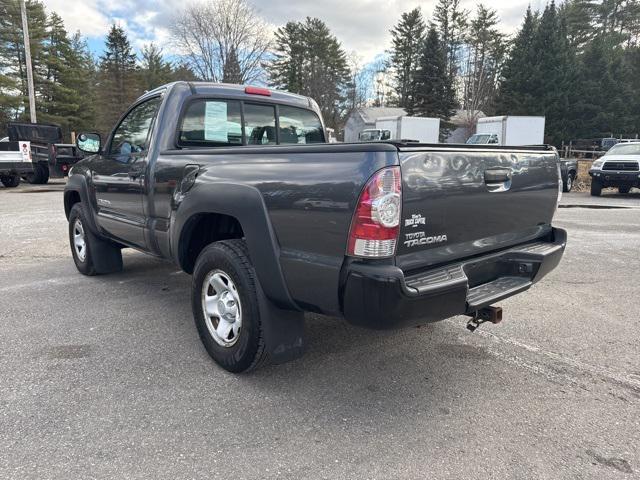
<box><xmin>484</xmin><ymin>168</ymin><xmax>512</xmax><ymax>184</ymax></box>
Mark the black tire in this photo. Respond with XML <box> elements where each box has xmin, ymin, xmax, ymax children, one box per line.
<box><xmin>1</xmin><ymin>175</ymin><xmax>20</xmax><ymax>188</ymax></box>
<box><xmin>191</xmin><ymin>239</ymin><xmax>268</xmax><ymax>373</ymax></box>
<box><xmin>590</xmin><ymin>179</ymin><xmax>602</xmax><ymax>196</ymax></box>
<box><xmin>24</xmin><ymin>163</ymin><xmax>50</xmax><ymax>184</ymax></box>
<box><xmin>563</xmin><ymin>172</ymin><xmax>575</xmax><ymax>192</ymax></box>
<box><xmin>619</xmin><ymin>186</ymin><xmax>631</xmax><ymax>194</ymax></box>
<box><xmin>68</xmin><ymin>203</ymin><xmax>123</xmax><ymax>276</ymax></box>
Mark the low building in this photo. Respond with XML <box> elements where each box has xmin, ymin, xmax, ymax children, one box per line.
<box><xmin>343</xmin><ymin>107</ymin><xmax>406</xmax><ymax>142</ymax></box>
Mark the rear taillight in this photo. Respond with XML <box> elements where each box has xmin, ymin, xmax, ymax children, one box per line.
<box><xmin>347</xmin><ymin>166</ymin><xmax>402</xmax><ymax>257</ymax></box>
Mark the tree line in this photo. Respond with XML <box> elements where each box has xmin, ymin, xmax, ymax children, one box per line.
<box><xmin>0</xmin><ymin>0</ymin><xmax>196</xmax><ymax>138</ymax></box>
<box><xmin>2</xmin><ymin>0</ymin><xmax>640</xmax><ymax>144</ymax></box>
<box><xmin>386</xmin><ymin>0</ymin><xmax>640</xmax><ymax>143</ymax></box>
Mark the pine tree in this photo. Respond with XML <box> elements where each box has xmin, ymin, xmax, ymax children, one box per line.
<box><xmin>413</xmin><ymin>27</ymin><xmax>456</xmax><ymax>138</ymax></box>
<box><xmin>560</xmin><ymin>0</ymin><xmax>598</xmax><ymax>51</ymax></box>
<box><xmin>388</xmin><ymin>8</ymin><xmax>425</xmax><ymax>113</ymax></box>
<box><xmin>221</xmin><ymin>48</ymin><xmax>242</xmax><ymax>84</ymax></box>
<box><xmin>267</xmin><ymin>18</ymin><xmax>350</xmax><ymax>130</ymax></box>
<box><xmin>96</xmin><ymin>24</ymin><xmax>140</xmax><ymax>135</ymax></box>
<box><xmin>573</xmin><ymin>34</ymin><xmax>634</xmax><ymax>137</ymax></box>
<box><xmin>39</xmin><ymin>12</ymin><xmax>78</xmax><ymax>133</ymax></box>
<box><xmin>0</xmin><ymin>0</ymin><xmax>48</xmax><ymax>125</ymax></box>
<box><xmin>269</xmin><ymin>21</ymin><xmax>307</xmax><ymax>94</ymax></box>
<box><xmin>534</xmin><ymin>2</ymin><xmax>579</xmax><ymax>144</ymax></box>
<box><xmin>432</xmin><ymin>0</ymin><xmax>468</xmax><ymax>82</ymax></box>
<box><xmin>140</xmin><ymin>43</ymin><xmax>173</xmax><ymax>90</ymax></box>
<box><xmin>495</xmin><ymin>7</ymin><xmax>539</xmax><ymax>115</ymax></box>
<box><xmin>67</xmin><ymin>32</ymin><xmax>97</xmax><ymax>133</ymax></box>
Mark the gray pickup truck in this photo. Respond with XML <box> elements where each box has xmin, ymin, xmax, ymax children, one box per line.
<box><xmin>64</xmin><ymin>82</ymin><xmax>566</xmax><ymax>372</ymax></box>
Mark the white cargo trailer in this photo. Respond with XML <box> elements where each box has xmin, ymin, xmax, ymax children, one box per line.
<box><xmin>468</xmin><ymin>116</ymin><xmax>545</xmax><ymax>146</ymax></box>
<box><xmin>374</xmin><ymin>116</ymin><xmax>440</xmax><ymax>143</ymax></box>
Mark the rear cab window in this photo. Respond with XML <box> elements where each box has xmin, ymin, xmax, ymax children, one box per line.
<box><xmin>177</xmin><ymin>98</ymin><xmax>325</xmax><ymax>148</ymax></box>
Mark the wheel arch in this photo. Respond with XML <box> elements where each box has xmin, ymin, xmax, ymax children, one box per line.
<box><xmin>173</xmin><ymin>182</ymin><xmax>299</xmax><ymax>311</ymax></box>
<box><xmin>63</xmin><ymin>173</ymin><xmax>101</xmax><ymax>234</ymax></box>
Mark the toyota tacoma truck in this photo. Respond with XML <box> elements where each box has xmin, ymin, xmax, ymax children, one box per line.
<box><xmin>64</xmin><ymin>82</ymin><xmax>566</xmax><ymax>373</ymax></box>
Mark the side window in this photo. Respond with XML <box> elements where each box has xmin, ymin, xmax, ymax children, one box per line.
<box><xmin>278</xmin><ymin>105</ymin><xmax>324</xmax><ymax>144</ymax></box>
<box><xmin>178</xmin><ymin>99</ymin><xmax>243</xmax><ymax>147</ymax></box>
<box><xmin>244</xmin><ymin>103</ymin><xmax>276</xmax><ymax>145</ymax></box>
<box><xmin>109</xmin><ymin>97</ymin><xmax>162</xmax><ymax>158</ymax></box>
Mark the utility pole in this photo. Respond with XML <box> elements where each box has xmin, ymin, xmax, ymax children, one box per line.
<box><xmin>20</xmin><ymin>0</ymin><xmax>37</xmax><ymax>123</ymax></box>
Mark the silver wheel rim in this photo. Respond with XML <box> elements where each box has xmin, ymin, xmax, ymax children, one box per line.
<box><xmin>567</xmin><ymin>175</ymin><xmax>572</xmax><ymax>190</ymax></box>
<box><xmin>201</xmin><ymin>269</ymin><xmax>242</xmax><ymax>347</ymax></box>
<box><xmin>73</xmin><ymin>218</ymin><xmax>87</xmax><ymax>262</ymax></box>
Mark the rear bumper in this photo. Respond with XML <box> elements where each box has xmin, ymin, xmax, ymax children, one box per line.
<box><xmin>342</xmin><ymin>228</ymin><xmax>567</xmax><ymax>329</ymax></box>
<box><xmin>0</xmin><ymin>162</ymin><xmax>33</xmax><ymax>176</ymax></box>
<box><xmin>590</xmin><ymin>170</ymin><xmax>640</xmax><ymax>187</ymax></box>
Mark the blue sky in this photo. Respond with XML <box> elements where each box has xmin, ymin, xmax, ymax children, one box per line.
<box><xmin>44</xmin><ymin>0</ymin><xmax>546</xmax><ymax>62</ymax></box>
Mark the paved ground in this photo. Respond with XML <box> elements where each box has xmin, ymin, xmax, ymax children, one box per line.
<box><xmin>1</xmin><ymin>181</ymin><xmax>639</xmax><ymax>479</ymax></box>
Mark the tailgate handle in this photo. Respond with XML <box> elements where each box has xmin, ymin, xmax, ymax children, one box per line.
<box><xmin>484</xmin><ymin>168</ymin><xmax>512</xmax><ymax>184</ymax></box>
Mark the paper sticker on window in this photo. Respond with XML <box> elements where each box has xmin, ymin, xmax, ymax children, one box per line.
<box><xmin>204</xmin><ymin>101</ymin><xmax>228</xmax><ymax>142</ymax></box>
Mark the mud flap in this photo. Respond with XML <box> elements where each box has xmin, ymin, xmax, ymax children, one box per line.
<box><xmin>256</xmin><ymin>283</ymin><xmax>305</xmax><ymax>365</ymax></box>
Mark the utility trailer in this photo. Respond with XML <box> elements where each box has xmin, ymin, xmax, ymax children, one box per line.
<box><xmin>7</xmin><ymin>122</ymin><xmax>83</xmax><ymax>184</ymax></box>
<box><xmin>0</xmin><ymin>140</ymin><xmax>32</xmax><ymax>188</ymax></box>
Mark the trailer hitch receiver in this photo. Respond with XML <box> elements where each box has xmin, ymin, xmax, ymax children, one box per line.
<box><xmin>466</xmin><ymin>306</ymin><xmax>503</xmax><ymax>332</ymax></box>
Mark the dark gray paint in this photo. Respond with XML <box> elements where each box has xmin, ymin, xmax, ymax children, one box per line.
<box><xmin>65</xmin><ymin>81</ymin><xmax>561</xmax><ymax>317</ymax></box>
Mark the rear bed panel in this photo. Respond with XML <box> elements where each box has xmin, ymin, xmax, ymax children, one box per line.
<box><xmin>396</xmin><ymin>146</ymin><xmax>559</xmax><ymax>272</ymax></box>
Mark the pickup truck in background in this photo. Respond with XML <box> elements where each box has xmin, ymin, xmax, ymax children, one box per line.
<box><xmin>560</xmin><ymin>158</ymin><xmax>578</xmax><ymax>192</ymax></box>
<box><xmin>0</xmin><ymin>139</ymin><xmax>32</xmax><ymax>188</ymax></box>
<box><xmin>7</xmin><ymin>122</ymin><xmax>84</xmax><ymax>184</ymax></box>
<box><xmin>64</xmin><ymin>82</ymin><xmax>566</xmax><ymax>373</ymax></box>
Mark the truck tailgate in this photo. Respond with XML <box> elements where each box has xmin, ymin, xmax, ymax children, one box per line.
<box><xmin>397</xmin><ymin>145</ymin><xmax>559</xmax><ymax>272</ymax></box>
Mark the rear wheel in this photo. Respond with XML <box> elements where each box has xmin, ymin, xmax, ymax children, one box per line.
<box><xmin>1</xmin><ymin>174</ymin><xmax>20</xmax><ymax>188</ymax></box>
<box><xmin>619</xmin><ymin>186</ymin><xmax>631</xmax><ymax>194</ymax></box>
<box><xmin>68</xmin><ymin>203</ymin><xmax>122</xmax><ymax>276</ymax></box>
<box><xmin>191</xmin><ymin>239</ymin><xmax>268</xmax><ymax>373</ymax></box>
<box><xmin>590</xmin><ymin>179</ymin><xmax>602</xmax><ymax>196</ymax></box>
<box><xmin>24</xmin><ymin>163</ymin><xmax>49</xmax><ymax>184</ymax></box>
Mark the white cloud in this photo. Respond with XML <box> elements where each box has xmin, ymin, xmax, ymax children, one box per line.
<box><xmin>44</xmin><ymin>0</ymin><xmax>542</xmax><ymax>62</ymax></box>
<box><xmin>42</xmin><ymin>0</ymin><xmax>111</xmax><ymax>37</ymax></box>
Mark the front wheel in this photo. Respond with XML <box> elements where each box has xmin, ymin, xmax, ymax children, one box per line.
<box><xmin>619</xmin><ymin>186</ymin><xmax>631</xmax><ymax>194</ymax></box>
<box><xmin>191</xmin><ymin>239</ymin><xmax>268</xmax><ymax>373</ymax></box>
<box><xmin>590</xmin><ymin>179</ymin><xmax>602</xmax><ymax>196</ymax></box>
<box><xmin>1</xmin><ymin>174</ymin><xmax>20</xmax><ymax>188</ymax></box>
<box><xmin>563</xmin><ymin>173</ymin><xmax>574</xmax><ymax>192</ymax></box>
<box><xmin>68</xmin><ymin>203</ymin><xmax>122</xmax><ymax>275</ymax></box>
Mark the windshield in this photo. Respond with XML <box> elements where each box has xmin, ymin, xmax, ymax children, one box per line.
<box><xmin>467</xmin><ymin>134</ymin><xmax>491</xmax><ymax>144</ymax></box>
<box><xmin>605</xmin><ymin>143</ymin><xmax>640</xmax><ymax>156</ymax></box>
<box><xmin>359</xmin><ymin>130</ymin><xmax>380</xmax><ymax>142</ymax></box>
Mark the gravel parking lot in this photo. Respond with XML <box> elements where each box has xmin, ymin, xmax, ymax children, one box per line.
<box><xmin>1</xmin><ymin>181</ymin><xmax>639</xmax><ymax>479</ymax></box>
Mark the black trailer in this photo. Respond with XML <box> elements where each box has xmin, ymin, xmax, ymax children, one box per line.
<box><xmin>7</xmin><ymin>123</ymin><xmax>83</xmax><ymax>184</ymax></box>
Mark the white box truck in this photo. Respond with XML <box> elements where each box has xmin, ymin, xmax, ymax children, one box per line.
<box><xmin>363</xmin><ymin>116</ymin><xmax>440</xmax><ymax>143</ymax></box>
<box><xmin>467</xmin><ymin>116</ymin><xmax>545</xmax><ymax>146</ymax></box>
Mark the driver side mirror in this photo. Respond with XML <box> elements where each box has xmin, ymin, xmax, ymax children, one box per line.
<box><xmin>76</xmin><ymin>132</ymin><xmax>101</xmax><ymax>154</ymax></box>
